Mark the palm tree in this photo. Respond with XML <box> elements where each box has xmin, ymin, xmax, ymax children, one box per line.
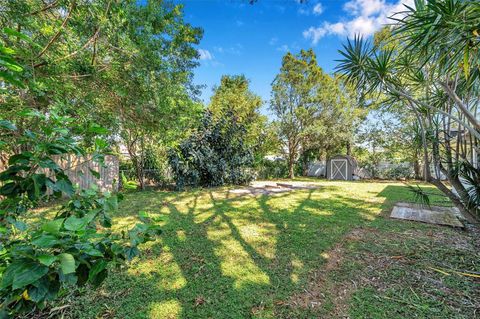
<box><xmin>336</xmin><ymin>0</ymin><xmax>479</xmax><ymax>222</ymax></box>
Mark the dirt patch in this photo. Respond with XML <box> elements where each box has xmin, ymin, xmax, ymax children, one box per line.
<box><xmin>288</xmin><ymin>227</ymin><xmax>375</xmax><ymax>317</ymax></box>
<box><xmin>288</xmin><ymin>224</ymin><xmax>480</xmax><ymax>318</ymax></box>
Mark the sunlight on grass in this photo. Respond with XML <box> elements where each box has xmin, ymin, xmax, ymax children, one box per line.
<box><xmin>149</xmin><ymin>300</ymin><xmax>182</xmax><ymax>319</ymax></box>
<box><xmin>129</xmin><ymin>247</ymin><xmax>187</xmax><ymax>291</ymax></box>
<box><xmin>290</xmin><ymin>258</ymin><xmax>304</xmax><ymax>284</ymax></box>
<box><xmin>65</xmin><ymin>180</ymin><xmax>456</xmax><ymax>318</ymax></box>
<box><xmin>208</xmin><ymin>223</ymin><xmax>271</xmax><ymax>290</ymax></box>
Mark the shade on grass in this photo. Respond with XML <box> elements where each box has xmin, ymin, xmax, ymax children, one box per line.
<box><xmin>63</xmin><ymin>180</ymin><xmax>476</xmax><ymax>319</ymax></box>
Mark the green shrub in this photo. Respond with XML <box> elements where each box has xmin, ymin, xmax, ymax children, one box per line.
<box><xmin>256</xmin><ymin>158</ymin><xmax>289</xmax><ymax>179</ymax></box>
<box><xmin>0</xmin><ymin>111</ymin><xmax>161</xmax><ymax>317</ymax></box>
<box><xmin>120</xmin><ymin>172</ymin><xmax>138</xmax><ymax>191</ymax></box>
<box><xmin>169</xmin><ymin>111</ymin><xmax>254</xmax><ymax>189</ymax></box>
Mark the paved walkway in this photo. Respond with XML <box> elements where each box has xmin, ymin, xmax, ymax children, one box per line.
<box><xmin>228</xmin><ymin>181</ymin><xmax>319</xmax><ymax>197</ymax></box>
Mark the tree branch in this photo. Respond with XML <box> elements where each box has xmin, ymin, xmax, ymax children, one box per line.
<box><xmin>383</xmin><ymin>81</ymin><xmax>480</xmax><ymax>140</ymax></box>
<box><xmin>29</xmin><ymin>1</ymin><xmax>59</xmax><ymax>16</ymax></box>
<box><xmin>36</xmin><ymin>0</ymin><xmax>76</xmax><ymax>59</ymax></box>
<box><xmin>438</xmin><ymin>81</ymin><xmax>480</xmax><ymax>131</ymax></box>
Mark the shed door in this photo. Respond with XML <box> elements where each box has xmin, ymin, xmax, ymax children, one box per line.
<box><xmin>331</xmin><ymin>159</ymin><xmax>348</xmax><ymax>180</ymax></box>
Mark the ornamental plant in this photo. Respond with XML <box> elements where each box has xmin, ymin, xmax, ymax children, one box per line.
<box><xmin>169</xmin><ymin>111</ymin><xmax>254</xmax><ymax>189</ymax></box>
<box><xmin>0</xmin><ymin>111</ymin><xmax>161</xmax><ymax>317</ymax></box>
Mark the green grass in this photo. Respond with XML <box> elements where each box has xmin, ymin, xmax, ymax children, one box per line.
<box><xmin>56</xmin><ymin>180</ymin><xmax>478</xmax><ymax>319</ymax></box>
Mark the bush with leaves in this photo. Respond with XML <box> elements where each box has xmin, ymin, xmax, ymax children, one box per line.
<box><xmin>0</xmin><ymin>111</ymin><xmax>161</xmax><ymax>317</ymax></box>
<box><xmin>169</xmin><ymin>111</ymin><xmax>254</xmax><ymax>189</ymax></box>
<box><xmin>256</xmin><ymin>158</ymin><xmax>289</xmax><ymax>180</ymax></box>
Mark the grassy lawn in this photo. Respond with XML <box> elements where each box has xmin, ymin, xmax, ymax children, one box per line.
<box><xmin>55</xmin><ymin>180</ymin><xmax>478</xmax><ymax>318</ymax></box>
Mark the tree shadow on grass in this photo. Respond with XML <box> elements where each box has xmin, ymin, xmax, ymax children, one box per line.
<box><xmin>72</xmin><ymin>183</ymin><xmax>397</xmax><ymax>319</ymax></box>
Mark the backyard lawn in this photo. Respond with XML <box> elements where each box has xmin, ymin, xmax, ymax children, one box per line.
<box><xmin>54</xmin><ymin>180</ymin><xmax>478</xmax><ymax>318</ymax></box>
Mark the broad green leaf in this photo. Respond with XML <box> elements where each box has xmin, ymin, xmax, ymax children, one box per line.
<box><xmin>12</xmin><ymin>219</ymin><xmax>27</xmax><ymax>231</ymax></box>
<box><xmin>89</xmin><ymin>168</ymin><xmax>100</xmax><ymax>179</ymax></box>
<box><xmin>31</xmin><ymin>173</ymin><xmax>47</xmax><ymax>199</ymax></box>
<box><xmin>103</xmin><ymin>196</ymin><xmax>118</xmax><ymax>213</ymax></box>
<box><xmin>11</xmin><ymin>262</ymin><xmax>49</xmax><ymax>290</ymax></box>
<box><xmin>58</xmin><ymin>253</ymin><xmax>76</xmax><ymax>274</ymax></box>
<box><xmin>63</xmin><ymin>212</ymin><xmax>96</xmax><ymax>231</ymax></box>
<box><xmin>94</xmin><ymin>138</ymin><xmax>108</xmax><ymax>149</ymax></box>
<box><xmin>0</xmin><ymin>58</ymin><xmax>23</xmax><ymax>72</ymax></box>
<box><xmin>0</xmin><ymin>45</ymin><xmax>15</xmax><ymax>55</ymax></box>
<box><xmin>84</xmin><ymin>247</ymin><xmax>103</xmax><ymax>257</ymax></box>
<box><xmin>124</xmin><ymin>246</ymin><xmax>140</xmax><ymax>261</ymax></box>
<box><xmin>88</xmin><ymin>260</ymin><xmax>107</xmax><ymax>284</ymax></box>
<box><xmin>41</xmin><ymin>219</ymin><xmax>64</xmax><ymax>235</ymax></box>
<box><xmin>3</xmin><ymin>27</ymin><xmax>35</xmax><ymax>44</ymax></box>
<box><xmin>38</xmin><ymin>254</ymin><xmax>56</xmax><ymax>266</ymax></box>
<box><xmin>55</xmin><ymin>178</ymin><xmax>74</xmax><ymax>196</ymax></box>
<box><xmin>87</xmin><ymin>124</ymin><xmax>109</xmax><ymax>135</ymax></box>
<box><xmin>28</xmin><ymin>278</ymin><xmax>49</xmax><ymax>302</ymax></box>
<box><xmin>8</xmin><ymin>153</ymin><xmax>31</xmax><ymax>165</ymax></box>
<box><xmin>32</xmin><ymin>234</ymin><xmax>59</xmax><ymax>248</ymax></box>
<box><xmin>0</xmin><ymin>261</ymin><xmax>17</xmax><ymax>288</ymax></box>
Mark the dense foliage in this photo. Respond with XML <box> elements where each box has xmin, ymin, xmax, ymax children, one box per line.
<box><xmin>0</xmin><ymin>0</ymin><xmax>203</xmax><ymax>189</ymax></box>
<box><xmin>0</xmin><ymin>24</ymin><xmax>162</xmax><ymax>317</ymax></box>
<box><xmin>169</xmin><ymin>111</ymin><xmax>254</xmax><ymax>189</ymax></box>
<box><xmin>208</xmin><ymin>75</ymin><xmax>277</xmax><ymax>166</ymax></box>
<box><xmin>270</xmin><ymin>49</ymin><xmax>366</xmax><ymax>178</ymax></box>
<box><xmin>337</xmin><ymin>0</ymin><xmax>480</xmax><ymax>220</ymax></box>
<box><xmin>0</xmin><ymin>112</ymin><xmax>161</xmax><ymax>317</ymax></box>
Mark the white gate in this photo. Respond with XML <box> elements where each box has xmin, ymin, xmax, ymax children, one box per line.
<box><xmin>331</xmin><ymin>159</ymin><xmax>348</xmax><ymax>180</ymax></box>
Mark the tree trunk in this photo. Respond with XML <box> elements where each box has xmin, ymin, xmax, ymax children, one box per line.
<box><xmin>413</xmin><ymin>158</ymin><xmax>421</xmax><ymax>180</ymax></box>
<box><xmin>429</xmin><ymin>178</ymin><xmax>478</xmax><ymax>224</ymax></box>
<box><xmin>439</xmin><ymin>81</ymin><xmax>480</xmax><ymax>131</ymax></box>
<box><xmin>346</xmin><ymin>140</ymin><xmax>352</xmax><ymax>156</ymax></box>
<box><xmin>288</xmin><ymin>157</ymin><xmax>295</xmax><ymax>179</ymax></box>
<box><xmin>302</xmin><ymin>154</ymin><xmax>309</xmax><ymax>176</ymax></box>
<box><xmin>125</xmin><ymin>133</ymin><xmax>145</xmax><ymax>191</ymax></box>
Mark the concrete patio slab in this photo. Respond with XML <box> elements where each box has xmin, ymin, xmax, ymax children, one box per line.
<box><xmin>390</xmin><ymin>202</ymin><xmax>464</xmax><ymax>228</ymax></box>
<box><xmin>228</xmin><ymin>181</ymin><xmax>320</xmax><ymax>197</ymax></box>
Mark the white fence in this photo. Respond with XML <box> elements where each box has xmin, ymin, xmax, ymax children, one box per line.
<box><xmin>307</xmin><ymin>161</ymin><xmax>415</xmax><ymax>179</ymax></box>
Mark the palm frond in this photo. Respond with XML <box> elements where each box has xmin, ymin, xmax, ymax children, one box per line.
<box><xmin>407</xmin><ymin>184</ymin><xmax>432</xmax><ymax>208</ymax></box>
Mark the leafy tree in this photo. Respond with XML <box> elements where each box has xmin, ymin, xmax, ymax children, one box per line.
<box><xmin>271</xmin><ymin>50</ymin><xmax>365</xmax><ymax>178</ymax></box>
<box><xmin>270</xmin><ymin>50</ymin><xmax>324</xmax><ymax>178</ymax></box>
<box><xmin>209</xmin><ymin>75</ymin><xmax>276</xmax><ymax>166</ymax></box>
<box><xmin>0</xmin><ymin>1</ymin><xmax>203</xmax><ymax>189</ymax></box>
<box><xmin>0</xmin><ymin>111</ymin><xmax>161</xmax><ymax>317</ymax></box>
<box><xmin>0</xmin><ymin>27</ymin><xmax>160</xmax><ymax>318</ymax></box>
<box><xmin>337</xmin><ymin>0</ymin><xmax>480</xmax><ymax>221</ymax></box>
<box><xmin>169</xmin><ymin>111</ymin><xmax>254</xmax><ymax>189</ymax></box>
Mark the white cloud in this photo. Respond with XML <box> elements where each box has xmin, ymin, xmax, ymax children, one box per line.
<box><xmin>298</xmin><ymin>6</ymin><xmax>309</xmax><ymax>15</ymax></box>
<box><xmin>198</xmin><ymin>49</ymin><xmax>213</xmax><ymax>60</ymax></box>
<box><xmin>298</xmin><ymin>2</ymin><xmax>324</xmax><ymax>16</ymax></box>
<box><xmin>303</xmin><ymin>0</ymin><xmax>414</xmax><ymax>44</ymax></box>
<box><xmin>313</xmin><ymin>3</ymin><xmax>324</xmax><ymax>15</ymax></box>
<box><xmin>302</xmin><ymin>27</ymin><xmax>328</xmax><ymax>45</ymax></box>
<box><xmin>269</xmin><ymin>37</ymin><xmax>278</xmax><ymax>45</ymax></box>
<box><xmin>277</xmin><ymin>44</ymin><xmax>290</xmax><ymax>52</ymax></box>
<box><xmin>344</xmin><ymin>0</ymin><xmax>385</xmax><ymax>17</ymax></box>
<box><xmin>213</xmin><ymin>44</ymin><xmax>242</xmax><ymax>56</ymax></box>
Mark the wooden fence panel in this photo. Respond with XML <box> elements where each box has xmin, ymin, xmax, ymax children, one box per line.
<box><xmin>52</xmin><ymin>155</ymin><xmax>119</xmax><ymax>192</ymax></box>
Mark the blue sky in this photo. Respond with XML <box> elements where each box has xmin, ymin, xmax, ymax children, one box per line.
<box><xmin>176</xmin><ymin>0</ymin><xmax>413</xmax><ymax>110</ymax></box>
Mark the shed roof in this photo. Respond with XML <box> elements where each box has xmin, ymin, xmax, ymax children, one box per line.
<box><xmin>328</xmin><ymin>155</ymin><xmax>358</xmax><ymax>166</ymax></box>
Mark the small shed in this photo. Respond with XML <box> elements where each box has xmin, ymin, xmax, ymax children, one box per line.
<box><xmin>326</xmin><ymin>155</ymin><xmax>358</xmax><ymax>181</ymax></box>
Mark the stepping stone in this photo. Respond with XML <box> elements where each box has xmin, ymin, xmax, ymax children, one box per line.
<box><xmin>390</xmin><ymin>202</ymin><xmax>464</xmax><ymax>228</ymax></box>
<box><xmin>276</xmin><ymin>182</ymin><xmax>293</xmax><ymax>188</ymax></box>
